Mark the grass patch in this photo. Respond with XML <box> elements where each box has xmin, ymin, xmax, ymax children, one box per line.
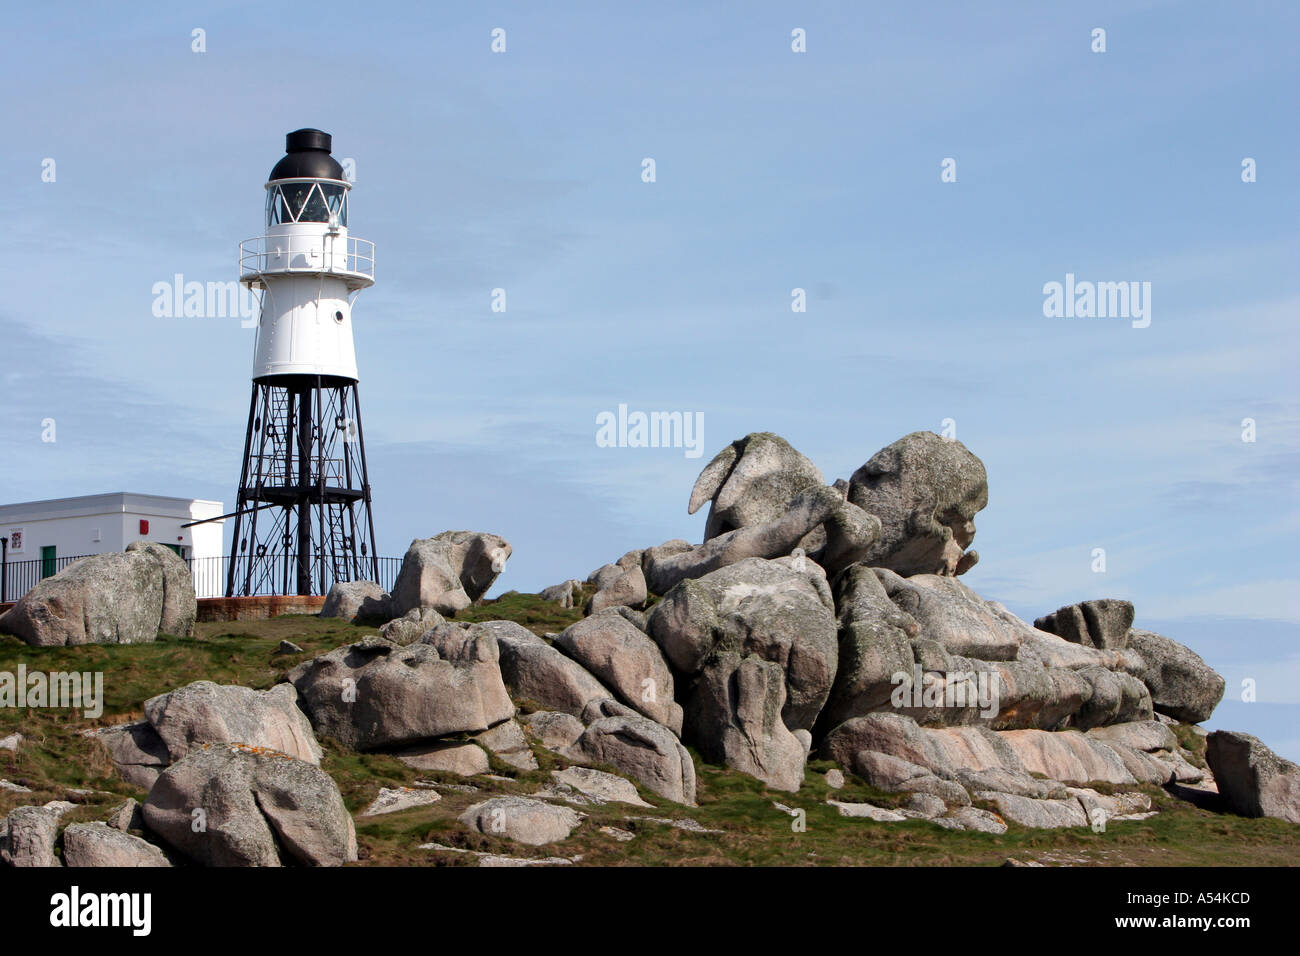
<box><xmin>2</xmin><ymin>600</ymin><xmax>1298</xmax><ymax>866</ymax></box>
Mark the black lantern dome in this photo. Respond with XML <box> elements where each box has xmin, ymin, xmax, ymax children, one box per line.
<box><xmin>269</xmin><ymin>129</ymin><xmax>345</xmax><ymax>182</ymax></box>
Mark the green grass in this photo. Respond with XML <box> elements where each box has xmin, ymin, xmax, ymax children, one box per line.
<box><xmin>2</xmin><ymin>599</ymin><xmax>1298</xmax><ymax>866</ymax></box>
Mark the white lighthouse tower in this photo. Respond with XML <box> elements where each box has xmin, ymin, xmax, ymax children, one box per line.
<box><xmin>225</xmin><ymin>129</ymin><xmax>379</xmax><ymax>597</ymax></box>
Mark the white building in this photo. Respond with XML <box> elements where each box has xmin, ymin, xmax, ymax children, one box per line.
<box><xmin>0</xmin><ymin>493</ymin><xmax>226</xmax><ymax>600</ymax></box>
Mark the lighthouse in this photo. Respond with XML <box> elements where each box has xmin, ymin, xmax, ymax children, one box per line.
<box><xmin>225</xmin><ymin>129</ymin><xmax>379</xmax><ymax>597</ymax></box>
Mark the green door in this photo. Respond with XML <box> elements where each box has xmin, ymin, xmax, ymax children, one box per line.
<box><xmin>40</xmin><ymin>545</ymin><xmax>57</xmax><ymax>579</ymax></box>
<box><xmin>163</xmin><ymin>544</ymin><xmax>182</xmax><ymax>557</ymax></box>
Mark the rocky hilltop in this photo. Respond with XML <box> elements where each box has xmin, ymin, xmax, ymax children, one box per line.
<box><xmin>2</xmin><ymin>430</ymin><xmax>1297</xmax><ymax>866</ymax></box>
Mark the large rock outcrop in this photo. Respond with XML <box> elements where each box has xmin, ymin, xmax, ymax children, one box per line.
<box><xmin>689</xmin><ymin>432</ymin><xmax>826</xmax><ymax>540</ymax></box>
<box><xmin>288</xmin><ymin>636</ymin><xmax>514</xmax><ymax>750</ymax></box>
<box><xmin>1034</xmin><ymin>599</ymin><xmax>1134</xmax><ymax>651</ymax></box>
<box><xmin>483</xmin><ymin>621</ymin><xmax>613</xmax><ymax>718</ymax></box>
<box><xmin>1124</xmin><ymin>628</ymin><xmax>1225</xmax><ymax>723</ymax></box>
<box><xmin>0</xmin><ymin>542</ymin><xmax>196</xmax><ymax>646</ymax></box>
<box><xmin>1207</xmin><ymin>731</ymin><xmax>1300</xmax><ymax>824</ymax></box>
<box><xmin>563</xmin><ymin>714</ymin><xmax>697</xmax><ymax>805</ymax></box>
<box><xmin>61</xmin><ymin>823</ymin><xmax>172</xmax><ymax>867</ymax></box>
<box><xmin>554</xmin><ymin>609</ymin><xmax>683</xmax><ymax>734</ymax></box>
<box><xmin>847</xmin><ymin>431</ymin><xmax>987</xmax><ymax>577</ymax></box>
<box><xmin>389</xmin><ymin>531</ymin><xmax>511</xmax><ymax>617</ymax></box>
<box><xmin>320</xmin><ymin>581</ymin><xmax>391</xmax><ymax>624</ymax></box>
<box><xmin>686</xmin><ymin>652</ymin><xmax>807</xmax><ymax>791</ymax></box>
<box><xmin>143</xmin><ymin>680</ymin><xmax>323</xmax><ymax>765</ymax></box>
<box><xmin>143</xmin><ymin>745</ymin><xmax>357</xmax><ymax>866</ymax></box>
<box><xmin>647</xmin><ymin>557</ymin><xmax>838</xmax><ymax>732</ymax></box>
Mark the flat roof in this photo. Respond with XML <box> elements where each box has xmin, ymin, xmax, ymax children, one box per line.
<box><xmin>0</xmin><ymin>492</ymin><xmax>225</xmax><ymax>523</ymax></box>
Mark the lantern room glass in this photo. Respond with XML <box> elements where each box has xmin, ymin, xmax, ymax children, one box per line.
<box><xmin>266</xmin><ymin>181</ymin><xmax>349</xmax><ymax>227</ymax></box>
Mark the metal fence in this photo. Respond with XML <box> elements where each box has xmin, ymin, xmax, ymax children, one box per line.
<box><xmin>0</xmin><ymin>553</ymin><xmax>96</xmax><ymax>603</ymax></box>
<box><xmin>0</xmin><ymin>551</ymin><xmax>402</xmax><ymax>603</ymax></box>
<box><xmin>189</xmin><ymin>553</ymin><xmax>403</xmax><ymax>599</ymax></box>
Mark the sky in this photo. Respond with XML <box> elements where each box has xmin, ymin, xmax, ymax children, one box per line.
<box><xmin>0</xmin><ymin>2</ymin><xmax>1296</xmax><ymax>756</ymax></box>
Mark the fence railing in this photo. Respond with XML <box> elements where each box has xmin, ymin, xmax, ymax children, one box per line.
<box><xmin>190</xmin><ymin>553</ymin><xmax>402</xmax><ymax>599</ymax></box>
<box><xmin>239</xmin><ymin>233</ymin><xmax>375</xmax><ymax>284</ymax></box>
<box><xmin>0</xmin><ymin>551</ymin><xmax>402</xmax><ymax>603</ymax></box>
<box><xmin>0</xmin><ymin>553</ymin><xmax>96</xmax><ymax>603</ymax></box>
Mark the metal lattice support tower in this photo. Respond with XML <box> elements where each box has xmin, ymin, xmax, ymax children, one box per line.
<box><xmin>226</xmin><ymin>376</ymin><xmax>377</xmax><ymax>596</ymax></box>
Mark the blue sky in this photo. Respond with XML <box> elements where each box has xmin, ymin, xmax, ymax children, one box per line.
<box><xmin>1</xmin><ymin>2</ymin><xmax>1296</xmax><ymax>756</ymax></box>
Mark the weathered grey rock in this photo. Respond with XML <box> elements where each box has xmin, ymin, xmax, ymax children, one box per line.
<box><xmin>143</xmin><ymin>681</ymin><xmax>323</xmax><ymax>765</ymax></box>
<box><xmin>0</xmin><ymin>732</ymin><xmax>22</xmax><ymax>752</ymax></box>
<box><xmin>975</xmin><ymin>791</ymin><xmax>1088</xmax><ymax>829</ymax></box>
<box><xmin>1206</xmin><ymin>730</ymin><xmax>1300</xmax><ymax>824</ymax></box>
<box><xmin>143</xmin><ymin>745</ymin><xmax>357</xmax><ymax>866</ymax></box>
<box><xmin>825</xmin><ymin>768</ymin><xmax>845</xmax><ymax>789</ymax></box>
<box><xmin>874</xmin><ymin>570</ymin><xmax>1024</xmax><ymax>660</ymax></box>
<box><xmin>1034</xmin><ymin>600</ymin><xmax>1134</xmax><ymax>651</ymax></box>
<box><xmin>933</xmin><ymin>806</ymin><xmax>1008</xmax><ymax>834</ymax></box>
<box><xmin>581</xmin><ymin>697</ymin><xmax>640</xmax><ymax>723</ymax></box>
<box><xmin>812</xmin><ymin>498</ymin><xmax>885</xmax><ymax>577</ymax></box>
<box><xmin>846</xmin><ymin>751</ymin><xmax>969</xmax><ymax>805</ymax></box>
<box><xmin>275</xmin><ymin>640</ymin><xmax>304</xmax><ymax>655</ymax></box>
<box><xmin>1125</xmin><ymin>628</ymin><xmax>1225</xmax><ymax>724</ymax></box>
<box><xmin>539</xmin><ymin>579</ymin><xmax>582</xmax><ymax>608</ymax></box>
<box><xmin>378</xmin><ymin>606</ymin><xmax>447</xmax><ymax>646</ymax></box>
<box><xmin>389</xmin><ymin>531</ymin><xmax>511</xmax><ymax>617</ymax></box>
<box><xmin>554</xmin><ymin>610</ymin><xmax>683</xmax><ymax>734</ymax></box>
<box><xmin>827</xmin><ymin>800</ymin><xmax>907</xmax><ymax>821</ymax></box>
<box><xmin>819</xmin><ymin>564</ymin><xmax>919</xmax><ymax>729</ymax></box>
<box><xmin>647</xmin><ymin>557</ymin><xmax>837</xmax><ymax>731</ymax></box>
<box><xmin>61</xmin><ymin>822</ymin><xmax>171</xmax><ymax>867</ymax></box>
<box><xmin>361</xmin><ymin>786</ymin><xmax>442</xmax><ymax>816</ymax></box>
<box><xmin>475</xmin><ymin>719</ymin><xmax>538</xmax><ymax>770</ymax></box>
<box><xmin>847</xmin><ymin>432</ymin><xmax>987</xmax><ymax>577</ymax></box>
<box><xmin>289</xmin><ymin>637</ymin><xmax>513</xmax><ymax>750</ymax></box>
<box><xmin>955</xmin><ymin>767</ymin><xmax>1065</xmax><ymax>800</ymax></box>
<box><xmin>563</xmin><ymin>714</ymin><xmax>696</xmax><ymax>805</ymax></box>
<box><xmin>586</xmin><ymin>564</ymin><xmax>623</xmax><ymax>592</ymax></box>
<box><xmin>686</xmin><ymin>652</ymin><xmax>806</xmax><ymax>791</ymax></box>
<box><xmin>0</xmin><ymin>801</ymin><xmax>75</xmax><ymax>867</ymax></box>
<box><xmin>1088</xmin><ymin>720</ymin><xmax>1177</xmax><ymax>754</ymax></box>
<box><xmin>616</xmin><ymin>549</ymin><xmax>645</xmax><ymax>571</ymax></box>
<box><xmin>1067</xmin><ymin>787</ymin><xmax>1152</xmax><ymax>824</ymax></box>
<box><xmin>1072</xmin><ymin>666</ymin><xmax>1153</xmax><ymax>729</ymax></box>
<box><xmin>904</xmin><ymin>792</ymin><xmax>948</xmax><ymax>818</ymax></box>
<box><xmin>490</xmin><ymin>623</ymin><xmax>612</xmax><ymax>718</ymax></box>
<box><xmin>320</xmin><ymin>580</ymin><xmax>391</xmax><ymax>623</ymax></box>
<box><xmin>587</xmin><ymin>565</ymin><xmax>648</xmax><ymax>613</ymax></box>
<box><xmin>86</xmin><ymin>721</ymin><xmax>170</xmax><ymax>790</ymax></box>
<box><xmin>521</xmin><ymin>711</ymin><xmax>585</xmax><ymax>751</ymax></box>
<box><xmin>459</xmin><ymin>796</ymin><xmax>583</xmax><ymax>846</ymax></box>
<box><xmin>393</xmin><ymin>741</ymin><xmax>490</xmax><ymax>776</ymax></box>
<box><xmin>647</xmin><ymin>485</ymin><xmax>849</xmax><ymax>595</ymax></box>
<box><xmin>688</xmin><ymin>432</ymin><xmax>825</xmax><ymax>541</ymax></box>
<box><xmin>822</xmin><ymin>713</ymin><xmax>951</xmax><ymax>777</ymax></box>
<box><xmin>106</xmin><ymin>798</ymin><xmax>144</xmax><ymax>832</ymax></box>
<box><xmin>0</xmin><ymin>542</ymin><xmax>195</xmax><ymax>646</ymax></box>
<box><xmin>549</xmin><ymin>767</ymin><xmax>652</xmax><ymax>807</ymax></box>
<box><xmin>998</xmin><ymin>729</ymin><xmax>1136</xmax><ymax>785</ymax></box>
